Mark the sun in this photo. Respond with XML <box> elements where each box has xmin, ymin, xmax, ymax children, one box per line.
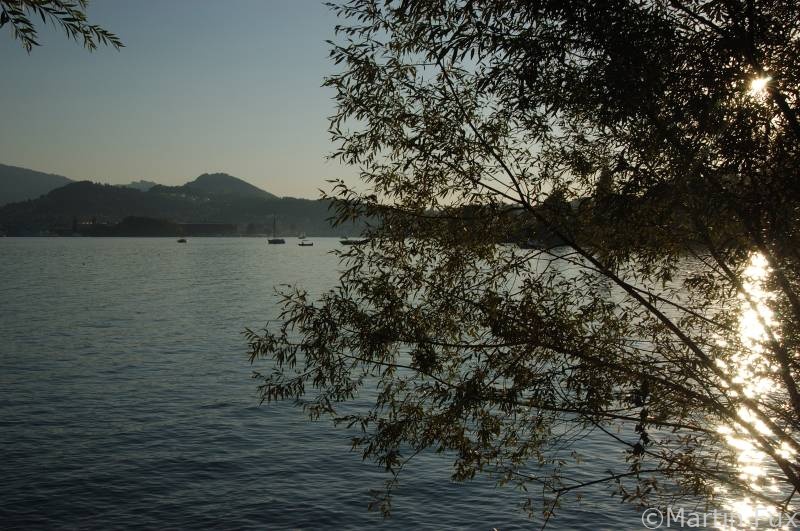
<box><xmin>749</xmin><ymin>76</ymin><xmax>772</xmax><ymax>96</ymax></box>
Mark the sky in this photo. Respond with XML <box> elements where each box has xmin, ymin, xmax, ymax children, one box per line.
<box><xmin>0</xmin><ymin>0</ymin><xmax>357</xmax><ymax>199</ymax></box>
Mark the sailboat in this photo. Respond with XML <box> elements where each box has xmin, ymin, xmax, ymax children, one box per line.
<box><xmin>267</xmin><ymin>216</ymin><xmax>285</xmax><ymax>244</ymax></box>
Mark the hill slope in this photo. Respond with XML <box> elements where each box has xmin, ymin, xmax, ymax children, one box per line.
<box><xmin>183</xmin><ymin>173</ymin><xmax>277</xmax><ymax>199</ymax></box>
<box><xmin>0</xmin><ymin>164</ymin><xmax>73</xmax><ymax>206</ymax></box>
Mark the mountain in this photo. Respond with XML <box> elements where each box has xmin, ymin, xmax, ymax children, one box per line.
<box><xmin>183</xmin><ymin>173</ymin><xmax>277</xmax><ymax>199</ymax></box>
<box><xmin>0</xmin><ymin>164</ymin><xmax>73</xmax><ymax>206</ymax></box>
<box><xmin>121</xmin><ymin>180</ymin><xmax>159</xmax><ymax>192</ymax></box>
<box><xmin>0</xmin><ymin>178</ymin><xmax>354</xmax><ymax>237</ymax></box>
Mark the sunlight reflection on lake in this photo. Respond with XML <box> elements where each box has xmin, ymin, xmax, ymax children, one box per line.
<box><xmin>713</xmin><ymin>253</ymin><xmax>795</xmax><ymax>530</ymax></box>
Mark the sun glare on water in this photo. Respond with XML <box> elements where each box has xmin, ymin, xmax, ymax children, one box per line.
<box><xmin>714</xmin><ymin>253</ymin><xmax>794</xmax><ymax>529</ymax></box>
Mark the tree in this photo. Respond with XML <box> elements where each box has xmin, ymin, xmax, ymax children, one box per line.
<box><xmin>246</xmin><ymin>0</ymin><xmax>800</xmax><ymax>523</ymax></box>
<box><xmin>1</xmin><ymin>0</ymin><xmax>122</xmax><ymax>52</ymax></box>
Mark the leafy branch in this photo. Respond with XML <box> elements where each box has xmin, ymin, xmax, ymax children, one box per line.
<box><xmin>1</xmin><ymin>0</ymin><xmax>123</xmax><ymax>52</ymax></box>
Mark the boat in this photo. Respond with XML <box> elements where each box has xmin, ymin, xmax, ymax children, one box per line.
<box><xmin>298</xmin><ymin>240</ymin><xmax>313</xmax><ymax>247</ymax></box>
<box><xmin>340</xmin><ymin>238</ymin><xmax>369</xmax><ymax>246</ymax></box>
<box><xmin>177</xmin><ymin>238</ymin><xmax>187</xmax><ymax>243</ymax></box>
<box><xmin>267</xmin><ymin>216</ymin><xmax>285</xmax><ymax>244</ymax></box>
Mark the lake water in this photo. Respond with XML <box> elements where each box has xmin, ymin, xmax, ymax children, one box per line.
<box><xmin>0</xmin><ymin>237</ymin><xmax>672</xmax><ymax>529</ymax></box>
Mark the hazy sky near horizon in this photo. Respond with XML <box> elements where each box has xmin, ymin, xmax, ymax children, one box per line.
<box><xmin>0</xmin><ymin>0</ymin><xmax>357</xmax><ymax>198</ymax></box>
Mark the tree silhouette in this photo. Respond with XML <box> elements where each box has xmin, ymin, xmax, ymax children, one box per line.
<box><xmin>246</xmin><ymin>0</ymin><xmax>800</xmax><ymax>522</ymax></box>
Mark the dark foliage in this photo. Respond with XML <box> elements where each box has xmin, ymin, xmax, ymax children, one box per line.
<box><xmin>246</xmin><ymin>0</ymin><xmax>800</xmax><ymax>522</ymax></box>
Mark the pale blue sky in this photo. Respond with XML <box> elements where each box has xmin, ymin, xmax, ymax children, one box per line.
<box><xmin>0</xmin><ymin>0</ymin><xmax>355</xmax><ymax>198</ymax></box>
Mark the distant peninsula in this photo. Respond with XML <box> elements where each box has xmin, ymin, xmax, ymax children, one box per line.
<box><xmin>0</xmin><ymin>166</ymin><xmax>355</xmax><ymax>237</ymax></box>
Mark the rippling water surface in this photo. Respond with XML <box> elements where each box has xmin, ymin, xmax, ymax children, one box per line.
<box><xmin>1</xmin><ymin>237</ymin><xmax>649</xmax><ymax>530</ymax></box>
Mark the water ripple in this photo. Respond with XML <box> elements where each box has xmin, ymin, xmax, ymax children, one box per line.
<box><xmin>0</xmin><ymin>238</ymin><xmax>639</xmax><ymax>530</ymax></box>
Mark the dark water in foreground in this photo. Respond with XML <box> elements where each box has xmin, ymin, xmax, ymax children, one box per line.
<box><xmin>0</xmin><ymin>238</ymin><xmax>640</xmax><ymax>530</ymax></box>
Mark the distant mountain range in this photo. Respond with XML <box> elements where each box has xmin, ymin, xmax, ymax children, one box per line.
<box><xmin>0</xmin><ymin>165</ymin><xmax>353</xmax><ymax>237</ymax></box>
<box><xmin>0</xmin><ymin>164</ymin><xmax>281</xmax><ymax>205</ymax></box>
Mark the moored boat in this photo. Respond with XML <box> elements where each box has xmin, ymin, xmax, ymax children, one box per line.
<box><xmin>267</xmin><ymin>216</ymin><xmax>285</xmax><ymax>244</ymax></box>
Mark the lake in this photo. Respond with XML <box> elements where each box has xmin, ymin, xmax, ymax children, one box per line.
<box><xmin>0</xmin><ymin>237</ymin><xmax>682</xmax><ymax>529</ymax></box>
